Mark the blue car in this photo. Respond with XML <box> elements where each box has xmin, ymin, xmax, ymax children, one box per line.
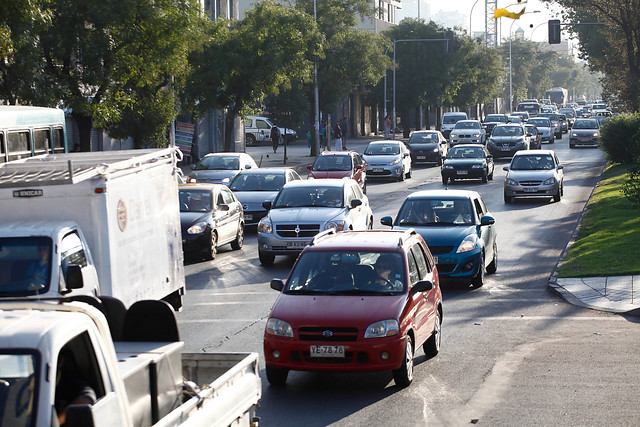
<box><xmin>380</xmin><ymin>190</ymin><xmax>497</xmax><ymax>287</ymax></box>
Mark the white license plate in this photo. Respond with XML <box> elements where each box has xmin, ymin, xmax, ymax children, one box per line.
<box><xmin>310</xmin><ymin>345</ymin><xmax>345</xmax><ymax>358</ymax></box>
<box><xmin>286</xmin><ymin>241</ymin><xmax>310</xmax><ymax>248</ymax></box>
<box><xmin>523</xmin><ymin>187</ymin><xmax>538</xmax><ymax>192</ymax></box>
<box><xmin>456</xmin><ymin>170</ymin><xmax>468</xmax><ymax>175</ymax></box>
<box><xmin>244</xmin><ymin>214</ymin><xmax>252</xmax><ymax>221</ymax></box>
<box><xmin>373</xmin><ymin>168</ymin><xmax>384</xmax><ymax>173</ymax></box>
<box><xmin>500</xmin><ymin>146</ymin><xmax>511</xmax><ymax>151</ymax></box>
<box><xmin>417</xmin><ymin>156</ymin><xmax>426</xmax><ymax>160</ymax></box>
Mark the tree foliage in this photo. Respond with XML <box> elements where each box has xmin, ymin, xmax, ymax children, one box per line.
<box><xmin>187</xmin><ymin>0</ymin><xmax>321</xmax><ymax>151</ymax></box>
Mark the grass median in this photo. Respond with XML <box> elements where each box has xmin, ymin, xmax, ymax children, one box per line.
<box><xmin>557</xmin><ymin>164</ymin><xmax>640</xmax><ymax>278</ymax></box>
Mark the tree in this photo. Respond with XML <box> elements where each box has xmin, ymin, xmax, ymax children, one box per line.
<box><xmin>186</xmin><ymin>0</ymin><xmax>321</xmax><ymax>152</ymax></box>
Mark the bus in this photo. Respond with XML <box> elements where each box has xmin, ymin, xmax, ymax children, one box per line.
<box><xmin>0</xmin><ymin>106</ymin><xmax>68</xmax><ymax>163</ymax></box>
<box><xmin>516</xmin><ymin>102</ymin><xmax>541</xmax><ymax>117</ymax></box>
<box><xmin>545</xmin><ymin>88</ymin><xmax>569</xmax><ymax>107</ymax></box>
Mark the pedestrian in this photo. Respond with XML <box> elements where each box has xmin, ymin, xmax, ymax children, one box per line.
<box><xmin>320</xmin><ymin>121</ymin><xmax>327</xmax><ymax>151</ymax></box>
<box><xmin>384</xmin><ymin>115</ymin><xmax>391</xmax><ymax>139</ymax></box>
<box><xmin>340</xmin><ymin>118</ymin><xmax>348</xmax><ymax>150</ymax></box>
<box><xmin>270</xmin><ymin>125</ymin><xmax>280</xmax><ymax>153</ymax></box>
<box><xmin>333</xmin><ymin>121</ymin><xmax>342</xmax><ymax>152</ymax></box>
<box><xmin>306</xmin><ymin>128</ymin><xmax>312</xmax><ymax>149</ymax></box>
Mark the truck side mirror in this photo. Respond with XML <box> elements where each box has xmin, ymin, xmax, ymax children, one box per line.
<box><xmin>64</xmin><ymin>265</ymin><xmax>84</xmax><ymax>292</ymax></box>
<box><xmin>65</xmin><ymin>404</ymin><xmax>96</xmax><ymax>427</ymax></box>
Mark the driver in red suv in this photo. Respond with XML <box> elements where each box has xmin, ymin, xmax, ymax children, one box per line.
<box><xmin>263</xmin><ymin>228</ymin><xmax>443</xmax><ymax>387</ymax></box>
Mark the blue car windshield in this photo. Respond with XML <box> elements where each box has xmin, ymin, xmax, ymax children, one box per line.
<box><xmin>196</xmin><ymin>156</ymin><xmax>240</xmax><ymax>171</ymax></box>
<box><xmin>365</xmin><ymin>144</ymin><xmax>400</xmax><ymax>155</ymax></box>
<box><xmin>396</xmin><ymin>198</ymin><xmax>475</xmax><ymax>226</ymax></box>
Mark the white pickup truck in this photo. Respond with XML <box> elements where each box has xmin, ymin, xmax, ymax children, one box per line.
<box><xmin>0</xmin><ymin>148</ymin><xmax>185</xmax><ymax>309</ymax></box>
<box><xmin>0</xmin><ymin>298</ymin><xmax>261</xmax><ymax>427</ymax></box>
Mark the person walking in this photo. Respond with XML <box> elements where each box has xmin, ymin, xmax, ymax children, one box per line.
<box><xmin>340</xmin><ymin>118</ymin><xmax>348</xmax><ymax>150</ymax></box>
<box><xmin>333</xmin><ymin>121</ymin><xmax>343</xmax><ymax>152</ymax></box>
<box><xmin>320</xmin><ymin>121</ymin><xmax>327</xmax><ymax>151</ymax></box>
<box><xmin>270</xmin><ymin>125</ymin><xmax>280</xmax><ymax>153</ymax></box>
<box><xmin>384</xmin><ymin>115</ymin><xmax>391</xmax><ymax>139</ymax></box>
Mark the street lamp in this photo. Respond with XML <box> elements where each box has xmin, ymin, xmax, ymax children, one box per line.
<box><xmin>509</xmin><ymin>10</ymin><xmax>540</xmax><ymax>113</ymax></box>
<box><xmin>469</xmin><ymin>0</ymin><xmax>480</xmax><ymax>36</ymax></box>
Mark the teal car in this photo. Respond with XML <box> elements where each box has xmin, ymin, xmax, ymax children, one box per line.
<box><xmin>380</xmin><ymin>190</ymin><xmax>497</xmax><ymax>288</ymax></box>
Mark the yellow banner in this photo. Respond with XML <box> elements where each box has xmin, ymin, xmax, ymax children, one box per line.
<box><xmin>494</xmin><ymin>7</ymin><xmax>526</xmax><ymax>20</ymax></box>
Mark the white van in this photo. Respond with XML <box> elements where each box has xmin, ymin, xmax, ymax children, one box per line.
<box><xmin>440</xmin><ymin>112</ymin><xmax>468</xmax><ymax>139</ymax></box>
<box><xmin>245</xmin><ymin>115</ymin><xmax>297</xmax><ymax>146</ymax></box>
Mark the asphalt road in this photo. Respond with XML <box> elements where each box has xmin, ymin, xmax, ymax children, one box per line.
<box><xmin>177</xmin><ymin>134</ymin><xmax>640</xmax><ymax>425</ymax></box>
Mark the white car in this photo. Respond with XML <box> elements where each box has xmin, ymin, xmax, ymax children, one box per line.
<box><xmin>245</xmin><ymin>116</ymin><xmax>297</xmax><ymax>146</ymax></box>
<box><xmin>362</xmin><ymin>140</ymin><xmax>412</xmax><ymax>181</ymax></box>
<box><xmin>449</xmin><ymin>120</ymin><xmax>486</xmax><ymax>146</ymax></box>
<box><xmin>257</xmin><ymin>179</ymin><xmax>373</xmax><ymax>265</ymax></box>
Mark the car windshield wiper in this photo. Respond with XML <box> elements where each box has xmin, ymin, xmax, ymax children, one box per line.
<box><xmin>285</xmin><ymin>289</ymin><xmax>329</xmax><ymax>295</ymax></box>
<box><xmin>330</xmin><ymin>289</ymin><xmax>388</xmax><ymax>296</ymax></box>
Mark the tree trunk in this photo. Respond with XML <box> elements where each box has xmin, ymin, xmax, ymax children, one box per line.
<box><xmin>73</xmin><ymin>113</ymin><xmax>93</xmax><ymax>152</ymax></box>
<box><xmin>224</xmin><ymin>104</ymin><xmax>241</xmax><ymax>152</ymax></box>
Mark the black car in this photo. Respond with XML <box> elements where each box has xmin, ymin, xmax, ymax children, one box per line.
<box><xmin>406</xmin><ymin>130</ymin><xmax>449</xmax><ymax>165</ymax></box>
<box><xmin>179</xmin><ymin>183</ymin><xmax>244</xmax><ymax>260</ymax></box>
<box><xmin>482</xmin><ymin>114</ymin><xmax>509</xmax><ymax>137</ymax></box>
<box><xmin>486</xmin><ymin>124</ymin><xmax>530</xmax><ymax>158</ymax></box>
<box><xmin>441</xmin><ymin>144</ymin><xmax>494</xmax><ymax>184</ymax></box>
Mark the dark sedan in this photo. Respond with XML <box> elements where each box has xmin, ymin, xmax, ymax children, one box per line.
<box><xmin>229</xmin><ymin>168</ymin><xmax>301</xmax><ymax>226</ymax></box>
<box><xmin>486</xmin><ymin>124</ymin><xmax>530</xmax><ymax>158</ymax></box>
<box><xmin>569</xmin><ymin>118</ymin><xmax>600</xmax><ymax>148</ymax></box>
<box><xmin>406</xmin><ymin>130</ymin><xmax>448</xmax><ymax>166</ymax></box>
<box><xmin>482</xmin><ymin>114</ymin><xmax>509</xmax><ymax>137</ymax></box>
<box><xmin>179</xmin><ymin>183</ymin><xmax>244</xmax><ymax>260</ymax></box>
<box><xmin>441</xmin><ymin>144</ymin><xmax>494</xmax><ymax>184</ymax></box>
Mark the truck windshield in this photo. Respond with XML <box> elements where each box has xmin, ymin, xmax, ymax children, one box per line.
<box><xmin>0</xmin><ymin>237</ymin><xmax>52</xmax><ymax>296</ymax></box>
<box><xmin>0</xmin><ymin>352</ymin><xmax>40</xmax><ymax>426</ymax></box>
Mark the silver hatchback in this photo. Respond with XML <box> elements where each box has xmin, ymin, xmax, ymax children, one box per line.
<box><xmin>503</xmin><ymin>150</ymin><xmax>564</xmax><ymax>203</ymax></box>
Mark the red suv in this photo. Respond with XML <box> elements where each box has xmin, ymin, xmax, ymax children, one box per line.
<box><xmin>307</xmin><ymin>151</ymin><xmax>367</xmax><ymax>194</ymax></box>
<box><xmin>263</xmin><ymin>228</ymin><xmax>443</xmax><ymax>387</ymax></box>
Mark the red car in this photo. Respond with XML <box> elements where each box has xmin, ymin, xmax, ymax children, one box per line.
<box><xmin>263</xmin><ymin>228</ymin><xmax>443</xmax><ymax>387</ymax></box>
<box><xmin>307</xmin><ymin>151</ymin><xmax>367</xmax><ymax>194</ymax></box>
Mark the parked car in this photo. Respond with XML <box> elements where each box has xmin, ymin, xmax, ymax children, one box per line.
<box><xmin>307</xmin><ymin>150</ymin><xmax>367</xmax><ymax>193</ymax></box>
<box><xmin>229</xmin><ymin>168</ymin><xmax>301</xmax><ymax>226</ymax></box>
<box><xmin>189</xmin><ymin>152</ymin><xmax>258</xmax><ymax>185</ymax></box>
<box><xmin>441</xmin><ymin>144</ymin><xmax>494</xmax><ymax>184</ymax></box>
<box><xmin>448</xmin><ymin>120</ymin><xmax>486</xmax><ymax>146</ymax></box>
<box><xmin>257</xmin><ymin>179</ymin><xmax>373</xmax><ymax>265</ymax></box>
<box><xmin>245</xmin><ymin>115</ymin><xmax>297</xmax><ymax>146</ymax></box>
<box><xmin>503</xmin><ymin>150</ymin><xmax>564</xmax><ymax>203</ymax></box>
<box><xmin>380</xmin><ymin>190</ymin><xmax>497</xmax><ymax>288</ymax></box>
<box><xmin>486</xmin><ymin>123</ymin><xmax>530</xmax><ymax>158</ymax></box>
<box><xmin>362</xmin><ymin>140</ymin><xmax>412</xmax><ymax>181</ymax></box>
<box><xmin>406</xmin><ymin>130</ymin><xmax>449</xmax><ymax>166</ymax></box>
<box><xmin>569</xmin><ymin>118</ymin><xmax>601</xmax><ymax>148</ymax></box>
<box><xmin>441</xmin><ymin>112</ymin><xmax>468</xmax><ymax>139</ymax></box>
<box><xmin>179</xmin><ymin>183</ymin><xmax>244</xmax><ymax>260</ymax></box>
<box><xmin>482</xmin><ymin>114</ymin><xmax>509</xmax><ymax>137</ymax></box>
<box><xmin>527</xmin><ymin>117</ymin><xmax>554</xmax><ymax>144</ymax></box>
<box><xmin>264</xmin><ymin>228</ymin><xmax>443</xmax><ymax>387</ymax></box>
<box><xmin>524</xmin><ymin>123</ymin><xmax>542</xmax><ymax>149</ymax></box>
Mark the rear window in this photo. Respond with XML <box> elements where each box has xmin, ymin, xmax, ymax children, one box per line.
<box><xmin>442</xmin><ymin>114</ymin><xmax>467</xmax><ymax>124</ymax></box>
<box><xmin>484</xmin><ymin>115</ymin><xmax>507</xmax><ymax>123</ymax></box>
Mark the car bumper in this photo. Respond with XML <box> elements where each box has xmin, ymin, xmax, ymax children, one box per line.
<box><xmin>487</xmin><ymin>144</ymin><xmax>528</xmax><ymax>158</ymax></box>
<box><xmin>258</xmin><ymin>233</ymin><xmax>314</xmax><ymax>256</ymax></box>
<box><xmin>442</xmin><ymin>168</ymin><xmax>486</xmax><ymax>180</ymax></box>
<box><xmin>182</xmin><ymin>232</ymin><xmax>209</xmax><ymax>253</ymax></box>
<box><xmin>450</xmin><ymin>137</ymin><xmax>483</xmax><ymax>145</ymax></box>
<box><xmin>504</xmin><ymin>183</ymin><xmax>559</xmax><ymax>198</ymax></box>
<box><xmin>366</xmin><ymin>165</ymin><xmax>404</xmax><ymax>178</ymax></box>
<box><xmin>430</xmin><ymin>248</ymin><xmax>482</xmax><ymax>280</ymax></box>
<box><xmin>243</xmin><ymin>210</ymin><xmax>268</xmax><ymax>226</ymax></box>
<box><xmin>263</xmin><ymin>333</ymin><xmax>406</xmax><ymax>372</ymax></box>
<box><xmin>570</xmin><ymin>137</ymin><xmax>599</xmax><ymax>146</ymax></box>
<box><xmin>411</xmin><ymin>152</ymin><xmax>441</xmax><ymax>164</ymax></box>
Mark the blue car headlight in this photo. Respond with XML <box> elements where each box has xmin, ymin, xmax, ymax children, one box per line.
<box><xmin>187</xmin><ymin>222</ymin><xmax>208</xmax><ymax>234</ymax></box>
<box><xmin>456</xmin><ymin>234</ymin><xmax>479</xmax><ymax>254</ymax></box>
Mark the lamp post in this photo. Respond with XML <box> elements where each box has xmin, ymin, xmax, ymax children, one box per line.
<box><xmin>509</xmin><ymin>10</ymin><xmax>540</xmax><ymax>113</ymax></box>
<box><xmin>469</xmin><ymin>0</ymin><xmax>480</xmax><ymax>36</ymax></box>
<box><xmin>313</xmin><ymin>0</ymin><xmax>320</xmax><ymax>157</ymax></box>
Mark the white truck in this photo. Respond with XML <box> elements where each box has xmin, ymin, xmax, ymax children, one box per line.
<box><xmin>0</xmin><ymin>148</ymin><xmax>185</xmax><ymax>309</ymax></box>
<box><xmin>0</xmin><ymin>297</ymin><xmax>261</xmax><ymax>427</ymax></box>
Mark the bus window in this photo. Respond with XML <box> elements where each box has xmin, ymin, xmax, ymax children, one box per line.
<box><xmin>33</xmin><ymin>128</ymin><xmax>51</xmax><ymax>155</ymax></box>
<box><xmin>7</xmin><ymin>130</ymin><xmax>30</xmax><ymax>161</ymax></box>
<box><xmin>52</xmin><ymin>127</ymin><xmax>65</xmax><ymax>152</ymax></box>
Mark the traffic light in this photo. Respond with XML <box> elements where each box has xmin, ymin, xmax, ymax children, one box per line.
<box><xmin>548</xmin><ymin>19</ymin><xmax>561</xmax><ymax>44</ymax></box>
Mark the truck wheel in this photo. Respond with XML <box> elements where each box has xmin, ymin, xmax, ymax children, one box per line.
<box><xmin>392</xmin><ymin>335</ymin><xmax>414</xmax><ymax>387</ymax></box>
<box><xmin>259</xmin><ymin>251</ymin><xmax>275</xmax><ymax>266</ymax></box>
<box><xmin>423</xmin><ymin>311</ymin><xmax>441</xmax><ymax>358</ymax></box>
<box><xmin>205</xmin><ymin>231</ymin><xmax>217</xmax><ymax>260</ymax></box>
<box><xmin>266</xmin><ymin>365</ymin><xmax>289</xmax><ymax>386</ymax></box>
<box><xmin>246</xmin><ymin>134</ymin><xmax>256</xmax><ymax>146</ymax></box>
<box><xmin>231</xmin><ymin>223</ymin><xmax>244</xmax><ymax>250</ymax></box>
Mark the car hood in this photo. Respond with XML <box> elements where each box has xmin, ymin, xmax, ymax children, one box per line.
<box><xmin>271</xmin><ymin>293</ymin><xmax>406</xmax><ymax>327</ymax></box>
<box><xmin>310</xmin><ymin>171</ymin><xmax>352</xmax><ymax>179</ymax></box>
<box><xmin>180</xmin><ymin>212</ymin><xmax>211</xmax><ymax>229</ymax></box>
<box><xmin>443</xmin><ymin>158</ymin><xmax>485</xmax><ymax>166</ymax></box>
<box><xmin>363</xmin><ymin>154</ymin><xmax>399</xmax><ymax>164</ymax></box>
<box><xmin>450</xmin><ymin>129</ymin><xmax>481</xmax><ymax>135</ymax></box>
<box><xmin>507</xmin><ymin>169</ymin><xmax>556</xmax><ymax>180</ymax></box>
<box><xmin>392</xmin><ymin>224</ymin><xmax>476</xmax><ymax>247</ymax></box>
<box><xmin>268</xmin><ymin>207</ymin><xmax>346</xmax><ymax>222</ymax></box>
<box><xmin>407</xmin><ymin>142</ymin><xmax>438</xmax><ymax>150</ymax></box>
<box><xmin>189</xmin><ymin>170</ymin><xmax>238</xmax><ymax>181</ymax></box>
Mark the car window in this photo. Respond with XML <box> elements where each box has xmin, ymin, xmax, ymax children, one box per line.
<box><xmin>60</xmin><ymin>232</ymin><xmax>89</xmax><ymax>285</ymax></box>
<box><xmin>352</xmin><ymin>183</ymin><xmax>365</xmax><ymax>200</ymax></box>
<box><xmin>407</xmin><ymin>250</ymin><xmax>420</xmax><ymax>285</ymax></box>
<box><xmin>365</xmin><ymin>143</ymin><xmax>400</xmax><ymax>155</ymax></box>
<box><xmin>274</xmin><ymin>186</ymin><xmax>343</xmax><ymax>208</ymax></box>
<box><xmin>196</xmin><ymin>155</ymin><xmax>240</xmax><ymax>171</ymax></box>
<box><xmin>409</xmin><ymin>133</ymin><xmax>438</xmax><ymax>143</ymax></box>
<box><xmin>454</xmin><ymin>121</ymin><xmax>479</xmax><ymax>129</ymax></box>
<box><xmin>231</xmin><ymin>173</ymin><xmax>285</xmax><ymax>191</ymax></box>
<box><xmin>221</xmin><ymin>187</ymin><xmax>236</xmax><ymax>204</ymax></box>
<box><xmin>410</xmin><ymin>244</ymin><xmax>431</xmax><ymax>279</ymax></box>
<box><xmin>312</xmin><ymin>155</ymin><xmax>352</xmax><ymax>171</ymax></box>
<box><xmin>179</xmin><ymin>189</ymin><xmax>213</xmax><ymax>212</ymax></box>
<box><xmin>256</xmin><ymin>119</ymin><xmax>270</xmax><ymax>130</ymax></box>
<box><xmin>473</xmin><ymin>198</ymin><xmax>484</xmax><ymax>219</ymax></box>
<box><xmin>511</xmin><ymin>154</ymin><xmax>555</xmax><ymax>170</ymax></box>
<box><xmin>448</xmin><ymin>146</ymin><xmax>483</xmax><ymax>158</ymax></box>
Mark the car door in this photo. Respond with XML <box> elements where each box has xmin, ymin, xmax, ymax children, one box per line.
<box><xmin>401</xmin><ymin>143</ymin><xmax>412</xmax><ymax>173</ymax></box>
<box><xmin>408</xmin><ymin>243</ymin><xmax>437</xmax><ymax>346</ymax></box>
<box><xmin>484</xmin><ymin>147</ymin><xmax>494</xmax><ymax>175</ymax></box>
<box><xmin>345</xmin><ymin>183</ymin><xmax>367</xmax><ymax>230</ymax></box>
<box><xmin>439</xmin><ymin>133</ymin><xmax>448</xmax><ymax>156</ymax></box>
<box><xmin>220</xmin><ymin>186</ymin><xmax>242</xmax><ymax>244</ymax></box>
<box><xmin>473</xmin><ymin>196</ymin><xmax>496</xmax><ymax>267</ymax></box>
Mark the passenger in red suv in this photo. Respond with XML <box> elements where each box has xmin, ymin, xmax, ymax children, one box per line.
<box><xmin>263</xmin><ymin>228</ymin><xmax>443</xmax><ymax>388</ymax></box>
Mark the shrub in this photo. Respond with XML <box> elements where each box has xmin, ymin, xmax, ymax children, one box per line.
<box><xmin>599</xmin><ymin>113</ymin><xmax>640</xmax><ymax>165</ymax></box>
<box><xmin>623</xmin><ymin>162</ymin><xmax>640</xmax><ymax>205</ymax></box>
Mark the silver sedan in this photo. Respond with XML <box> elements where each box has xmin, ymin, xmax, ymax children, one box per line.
<box><xmin>503</xmin><ymin>150</ymin><xmax>564</xmax><ymax>203</ymax></box>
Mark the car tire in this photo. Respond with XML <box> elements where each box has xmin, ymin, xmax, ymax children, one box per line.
<box><xmin>204</xmin><ymin>231</ymin><xmax>217</xmax><ymax>261</ymax></box>
<box><xmin>392</xmin><ymin>335</ymin><xmax>414</xmax><ymax>388</ymax></box>
<box><xmin>363</xmin><ymin>180</ymin><xmax>367</xmax><ymax>195</ymax></box>
<box><xmin>442</xmin><ymin>176</ymin><xmax>448</xmax><ymax>185</ymax></box>
<box><xmin>231</xmin><ymin>223</ymin><xmax>244</xmax><ymax>250</ymax></box>
<box><xmin>481</xmin><ymin>173</ymin><xmax>488</xmax><ymax>183</ymax></box>
<box><xmin>504</xmin><ymin>193</ymin><xmax>512</xmax><ymax>203</ymax></box>
<box><xmin>471</xmin><ymin>255</ymin><xmax>485</xmax><ymax>288</ymax></box>
<box><xmin>246</xmin><ymin>134</ymin><xmax>256</xmax><ymax>146</ymax></box>
<box><xmin>406</xmin><ymin>167</ymin><xmax>412</xmax><ymax>179</ymax></box>
<box><xmin>569</xmin><ymin>143</ymin><xmax>575</xmax><ymax>148</ymax></box>
<box><xmin>553</xmin><ymin>189</ymin><xmax>561</xmax><ymax>203</ymax></box>
<box><xmin>398</xmin><ymin>168</ymin><xmax>405</xmax><ymax>182</ymax></box>
<box><xmin>437</xmin><ymin>156</ymin><xmax>443</xmax><ymax>166</ymax></box>
<box><xmin>487</xmin><ymin>242</ymin><xmax>498</xmax><ymax>274</ymax></box>
<box><xmin>259</xmin><ymin>251</ymin><xmax>275</xmax><ymax>266</ymax></box>
<box><xmin>266</xmin><ymin>365</ymin><xmax>289</xmax><ymax>386</ymax></box>
<box><xmin>423</xmin><ymin>310</ymin><xmax>441</xmax><ymax>358</ymax></box>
